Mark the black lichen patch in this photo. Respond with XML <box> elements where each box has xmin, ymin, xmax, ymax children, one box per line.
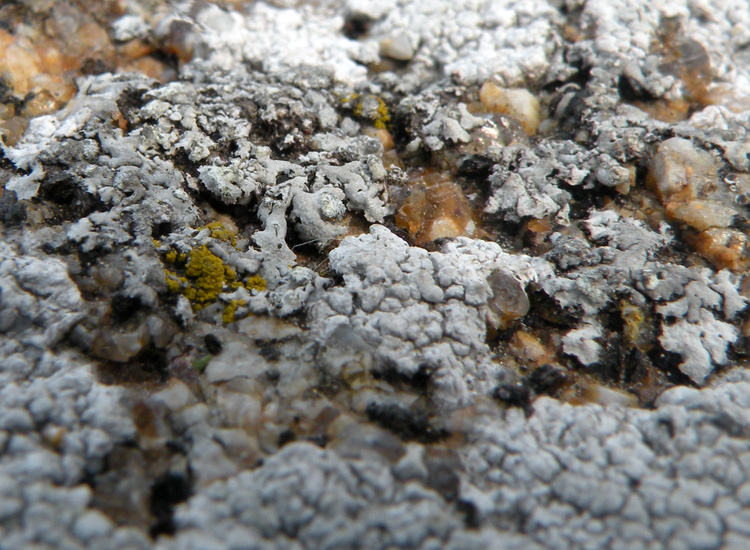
<box><xmin>36</xmin><ymin>167</ymin><xmax>102</xmax><ymax>222</ymax></box>
<box><xmin>621</xmin><ymin>348</ymin><xmax>671</xmax><ymax>406</ymax></box>
<box><xmin>39</xmin><ymin>169</ymin><xmax>77</xmax><ymax>203</ymax></box>
<box><xmin>492</xmin><ymin>383</ymin><xmax>533</xmax><ymax>417</ymax></box>
<box><xmin>527</xmin><ymin>364</ymin><xmax>567</xmax><ymax>396</ymax></box>
<box><xmin>258</xmin><ymin>342</ymin><xmax>281</xmax><ymax>361</ymax></box>
<box><xmin>456</xmin><ymin>499</ymin><xmax>480</xmax><ymax>529</ymax></box>
<box><xmin>257</xmin><ymin>103</ymin><xmax>318</xmax><ymax>155</ymax></box>
<box><xmin>526</xmin><ymin>285</ymin><xmax>582</xmax><ymax>327</ymax></box>
<box><xmin>109</xmin><ymin>292</ymin><xmax>144</xmax><ymax>324</ymax></box>
<box><xmin>342</xmin><ymin>14</ymin><xmax>371</xmax><ymax>40</ymax></box>
<box><xmin>0</xmin><ymin>186</ymin><xmax>26</xmax><ymax>226</ymax></box>
<box><xmin>152</xmin><ymin>221</ymin><xmax>174</xmax><ymax>239</ymax></box>
<box><xmin>149</xmin><ymin>473</ymin><xmax>191</xmax><ymax>538</ymax></box>
<box><xmin>167</xmin><ymin>148</ymin><xmax>201</xmax><ymax>181</ymax></box>
<box><xmin>204</xmin><ymin>333</ymin><xmax>223</xmax><ymax>355</ymax></box>
<box><xmin>562</xmin><ymin>178</ymin><xmax>615</xmax><ymax>220</ymax></box>
<box><xmin>620</xmin><ymin>347</ymin><xmax>652</xmax><ymax>386</ymax></box>
<box><xmin>372</xmin><ymin>362</ymin><xmax>435</xmax><ymax>393</ymax></box>
<box><xmin>549</xmin><ymin>85</ymin><xmax>592</xmax><ymax>137</ymax></box>
<box><xmin>277</xmin><ymin>429</ymin><xmax>296</xmax><ymax>448</ymax></box>
<box><xmin>648</xmin><ymin>348</ymin><xmax>695</xmax><ymax>386</ymax></box>
<box><xmin>365</xmin><ymin>401</ymin><xmax>448</xmax><ymax>443</ymax></box>
<box><xmin>116</xmin><ymin>86</ymin><xmax>152</xmax><ymax>127</ymax></box>
<box><xmin>97</xmin><ymin>347</ymin><xmax>170</xmax><ymax>387</ymax></box>
<box><xmin>456</xmin><ymin>154</ymin><xmax>494</xmax><ymax>185</ymax></box>
<box><xmin>618</xmin><ymin>74</ymin><xmax>657</xmax><ymax>102</ymax></box>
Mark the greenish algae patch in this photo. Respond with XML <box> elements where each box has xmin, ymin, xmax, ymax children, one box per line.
<box><xmin>192</xmin><ymin>355</ymin><xmax>213</xmax><ymax>373</ymax></box>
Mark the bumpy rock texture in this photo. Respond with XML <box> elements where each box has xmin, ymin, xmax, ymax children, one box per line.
<box><xmin>3</xmin><ymin>0</ymin><xmax>750</xmax><ymax>549</ymax></box>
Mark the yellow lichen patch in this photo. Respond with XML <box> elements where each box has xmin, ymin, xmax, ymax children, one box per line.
<box><xmin>620</xmin><ymin>300</ymin><xmax>645</xmax><ymax>347</ymax></box>
<box><xmin>245</xmin><ymin>275</ymin><xmax>267</xmax><ymax>292</ymax></box>
<box><xmin>185</xmin><ymin>245</ymin><xmax>226</xmax><ymax>304</ymax></box>
<box><xmin>374</xmin><ymin>98</ymin><xmax>390</xmax><ymax>130</ymax></box>
<box><xmin>161</xmin><ymin>239</ymin><xmax>257</xmax><ymax>319</ymax></box>
<box><xmin>344</xmin><ymin>93</ymin><xmax>362</xmax><ymax>115</ymax></box>
<box><xmin>201</xmin><ymin>221</ymin><xmax>238</xmax><ymax>247</ymax></box>
<box><xmin>342</xmin><ymin>93</ymin><xmax>390</xmax><ymax>130</ymax></box>
<box><xmin>222</xmin><ymin>299</ymin><xmax>247</xmax><ymax>324</ymax></box>
<box><xmin>164</xmin><ymin>270</ymin><xmax>183</xmax><ymax>293</ymax></box>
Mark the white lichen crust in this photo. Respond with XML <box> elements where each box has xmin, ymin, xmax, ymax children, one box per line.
<box><xmin>309</xmin><ymin>224</ymin><xmax>548</xmax><ymax>407</ymax></box>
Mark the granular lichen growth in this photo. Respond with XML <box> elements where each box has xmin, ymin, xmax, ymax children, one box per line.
<box><xmin>184</xmin><ymin>245</ymin><xmax>227</xmax><ymax>305</ymax></box>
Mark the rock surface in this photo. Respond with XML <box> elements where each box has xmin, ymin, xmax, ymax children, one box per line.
<box><xmin>2</xmin><ymin>0</ymin><xmax>750</xmax><ymax>549</ymax></box>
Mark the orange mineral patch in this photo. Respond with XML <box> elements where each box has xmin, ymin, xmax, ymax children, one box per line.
<box><xmin>624</xmin><ymin>19</ymin><xmax>716</xmax><ymax>122</ymax></box>
<box><xmin>0</xmin><ymin>0</ymin><xmax>180</xmax><ymax>137</ymax></box>
<box><xmin>645</xmin><ymin>137</ymin><xmax>750</xmax><ymax>272</ymax></box>
<box><xmin>479</xmin><ymin>82</ymin><xmax>541</xmax><ymax>136</ymax></box>
<box><xmin>690</xmin><ymin>228</ymin><xmax>750</xmax><ymax>272</ymax></box>
<box><xmin>395</xmin><ymin>169</ymin><xmax>476</xmax><ymax>246</ymax></box>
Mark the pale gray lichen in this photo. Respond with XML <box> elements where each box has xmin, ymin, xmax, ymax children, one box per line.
<box><xmin>643</xmin><ymin>268</ymin><xmax>746</xmax><ymax>384</ymax></box>
<box><xmin>309</xmin><ymin>224</ymin><xmax>549</xmax><ymax>407</ymax></box>
<box><xmin>0</xmin><ymin>246</ymin><xmax>143</xmax><ymax>549</ymax></box>
<box><xmin>361</xmin><ymin>0</ymin><xmax>560</xmax><ymax>88</ymax></box>
<box><xmin>539</xmin><ymin>209</ymin><xmax>747</xmax><ymax>378</ymax></box>
<box><xmin>459</xmin><ymin>372</ymin><xmax>750</xmax><ymax>549</ymax></box>
<box><xmin>156</xmin><ymin>440</ymin><xmax>548</xmax><ymax>550</ymax></box>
